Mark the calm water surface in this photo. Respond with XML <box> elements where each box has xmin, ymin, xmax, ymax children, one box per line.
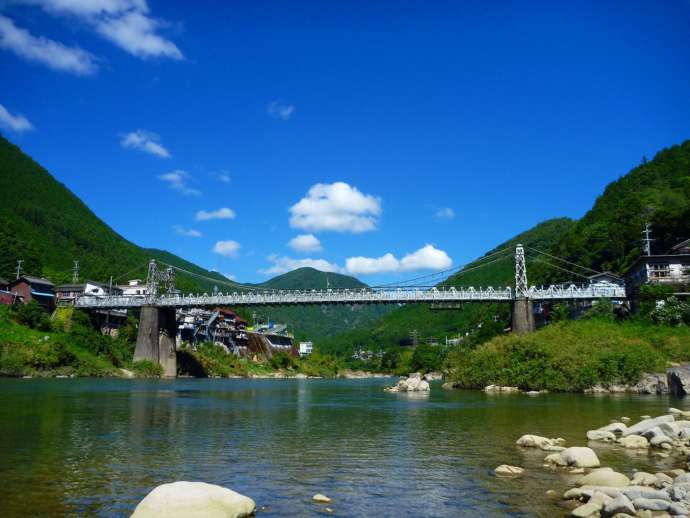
<box><xmin>1</xmin><ymin>378</ymin><xmax>688</xmax><ymax>517</ymax></box>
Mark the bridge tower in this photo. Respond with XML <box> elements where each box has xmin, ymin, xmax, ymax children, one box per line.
<box><xmin>133</xmin><ymin>260</ymin><xmax>177</xmax><ymax>377</ymax></box>
<box><xmin>511</xmin><ymin>244</ymin><xmax>535</xmax><ymax>333</ymax></box>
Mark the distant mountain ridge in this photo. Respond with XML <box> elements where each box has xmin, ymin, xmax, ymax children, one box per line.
<box><xmin>257</xmin><ymin>267</ymin><xmax>366</xmax><ymax>290</ymax></box>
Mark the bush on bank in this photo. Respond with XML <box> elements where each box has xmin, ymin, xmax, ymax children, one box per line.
<box><xmin>446</xmin><ymin>319</ymin><xmax>690</xmax><ymax>392</ymax></box>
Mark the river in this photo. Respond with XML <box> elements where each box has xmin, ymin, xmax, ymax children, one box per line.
<box><xmin>0</xmin><ymin>378</ymin><xmax>686</xmax><ymax>517</ymax></box>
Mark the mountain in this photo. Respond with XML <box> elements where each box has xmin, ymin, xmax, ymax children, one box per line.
<box><xmin>321</xmin><ymin>140</ymin><xmax>690</xmax><ymax>360</ymax></box>
<box><xmin>0</xmin><ymin>135</ymin><xmax>231</xmax><ymax>293</ymax></box>
<box><xmin>0</xmin><ymin>135</ymin><xmax>383</xmax><ymax>339</ymax></box>
<box><xmin>258</xmin><ymin>267</ymin><xmax>366</xmax><ymax>290</ymax></box>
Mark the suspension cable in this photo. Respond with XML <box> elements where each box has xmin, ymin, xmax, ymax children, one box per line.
<box><xmin>527</xmin><ymin>255</ymin><xmax>591</xmax><ymax>280</ymax></box>
<box><xmin>525</xmin><ymin>246</ymin><xmax>602</xmax><ymax>275</ymax></box>
<box><xmin>157</xmin><ymin>261</ymin><xmax>280</xmax><ymax>292</ymax></box>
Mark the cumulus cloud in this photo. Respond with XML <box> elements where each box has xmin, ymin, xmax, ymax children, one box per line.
<box><xmin>0</xmin><ymin>15</ymin><xmax>97</xmax><ymax>75</ymax></box>
<box><xmin>195</xmin><ymin>207</ymin><xmax>236</xmax><ymax>221</ymax></box>
<box><xmin>288</xmin><ymin>234</ymin><xmax>322</xmax><ymax>253</ymax></box>
<box><xmin>345</xmin><ymin>245</ymin><xmax>452</xmax><ymax>275</ymax></box>
<box><xmin>174</xmin><ymin>226</ymin><xmax>201</xmax><ymax>238</ymax></box>
<box><xmin>0</xmin><ymin>103</ymin><xmax>33</xmax><ymax>133</ymax></box>
<box><xmin>267</xmin><ymin>101</ymin><xmax>295</xmax><ymax>120</ymax></box>
<box><xmin>434</xmin><ymin>207</ymin><xmax>455</xmax><ymax>220</ymax></box>
<box><xmin>21</xmin><ymin>0</ymin><xmax>182</xmax><ymax>60</ymax></box>
<box><xmin>289</xmin><ymin>182</ymin><xmax>382</xmax><ymax>233</ymax></box>
<box><xmin>260</xmin><ymin>255</ymin><xmax>341</xmax><ymax>276</ymax></box>
<box><xmin>121</xmin><ymin>130</ymin><xmax>170</xmax><ymax>158</ymax></box>
<box><xmin>158</xmin><ymin>170</ymin><xmax>200</xmax><ymax>196</ymax></box>
<box><xmin>213</xmin><ymin>240</ymin><xmax>240</xmax><ymax>258</ymax></box>
<box><xmin>213</xmin><ymin>170</ymin><xmax>231</xmax><ymax>183</ymax></box>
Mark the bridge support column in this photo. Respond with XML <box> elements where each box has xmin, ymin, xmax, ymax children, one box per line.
<box><xmin>134</xmin><ymin>306</ymin><xmax>177</xmax><ymax>377</ymax></box>
<box><xmin>512</xmin><ymin>299</ymin><xmax>535</xmax><ymax>333</ymax></box>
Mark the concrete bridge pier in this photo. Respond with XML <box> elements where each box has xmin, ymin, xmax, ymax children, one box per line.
<box><xmin>511</xmin><ymin>299</ymin><xmax>535</xmax><ymax>333</ymax></box>
<box><xmin>134</xmin><ymin>306</ymin><xmax>177</xmax><ymax>377</ymax></box>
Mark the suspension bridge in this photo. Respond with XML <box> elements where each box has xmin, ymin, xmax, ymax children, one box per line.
<box><xmin>74</xmin><ymin>244</ymin><xmax>626</xmax><ymax>377</ymax></box>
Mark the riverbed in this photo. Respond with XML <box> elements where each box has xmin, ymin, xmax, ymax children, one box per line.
<box><xmin>0</xmin><ymin>378</ymin><xmax>687</xmax><ymax>517</ymax></box>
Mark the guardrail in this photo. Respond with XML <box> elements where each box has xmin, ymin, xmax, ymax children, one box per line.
<box><xmin>74</xmin><ymin>283</ymin><xmax>626</xmax><ymax>309</ymax></box>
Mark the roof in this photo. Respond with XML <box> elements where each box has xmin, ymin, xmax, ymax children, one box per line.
<box><xmin>56</xmin><ymin>283</ymin><xmax>86</xmax><ymax>291</ymax></box>
<box><xmin>672</xmin><ymin>239</ymin><xmax>690</xmax><ymax>251</ymax></box>
<box><xmin>13</xmin><ymin>275</ymin><xmax>55</xmax><ymax>287</ymax></box>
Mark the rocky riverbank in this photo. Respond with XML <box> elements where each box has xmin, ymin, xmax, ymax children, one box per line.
<box><xmin>498</xmin><ymin>409</ymin><xmax>690</xmax><ymax>516</ymax></box>
<box><xmin>384</xmin><ymin>372</ymin><xmax>442</xmax><ymax>392</ymax></box>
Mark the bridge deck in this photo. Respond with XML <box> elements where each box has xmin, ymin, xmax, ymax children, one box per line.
<box><xmin>75</xmin><ymin>284</ymin><xmax>626</xmax><ymax>309</ymax></box>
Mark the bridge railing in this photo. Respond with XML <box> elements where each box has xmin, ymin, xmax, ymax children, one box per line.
<box><xmin>73</xmin><ymin>283</ymin><xmax>625</xmax><ymax>309</ymax></box>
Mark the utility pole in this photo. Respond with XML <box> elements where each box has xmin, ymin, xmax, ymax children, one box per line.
<box><xmin>15</xmin><ymin>259</ymin><xmax>24</xmax><ymax>280</ymax></box>
<box><xmin>72</xmin><ymin>261</ymin><xmax>80</xmax><ymax>283</ymax></box>
<box><xmin>642</xmin><ymin>222</ymin><xmax>653</xmax><ymax>256</ymax></box>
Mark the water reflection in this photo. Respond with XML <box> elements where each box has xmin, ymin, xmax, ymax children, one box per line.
<box><xmin>0</xmin><ymin>379</ymin><xmax>688</xmax><ymax>517</ymax></box>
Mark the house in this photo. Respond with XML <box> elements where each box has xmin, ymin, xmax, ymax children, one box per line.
<box><xmin>0</xmin><ymin>277</ymin><xmax>20</xmax><ymax>305</ymax></box>
<box><xmin>299</xmin><ymin>341</ymin><xmax>313</xmax><ymax>357</ymax></box>
<box><xmin>9</xmin><ymin>276</ymin><xmax>55</xmax><ymax>309</ymax></box>
<box><xmin>56</xmin><ymin>281</ymin><xmax>123</xmax><ymax>304</ymax></box>
<box><xmin>118</xmin><ymin>279</ymin><xmax>149</xmax><ymax>297</ymax></box>
<box><xmin>588</xmin><ymin>272</ymin><xmax>624</xmax><ymax>287</ymax></box>
<box><xmin>624</xmin><ymin>243</ymin><xmax>690</xmax><ymax>293</ymax></box>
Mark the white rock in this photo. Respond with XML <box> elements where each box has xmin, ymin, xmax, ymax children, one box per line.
<box><xmin>618</xmin><ymin>434</ymin><xmax>649</xmax><ymax>449</ymax></box>
<box><xmin>546</xmin><ymin>447</ymin><xmax>600</xmax><ymax>468</ymax></box>
<box><xmin>587</xmin><ymin>430</ymin><xmax>616</xmax><ymax>442</ymax></box>
<box><xmin>516</xmin><ymin>434</ymin><xmax>565</xmax><ymax>451</ymax></box>
<box><xmin>494</xmin><ymin>465</ymin><xmax>524</xmax><ymax>476</ymax></box>
<box><xmin>571</xmin><ymin>501</ymin><xmax>602</xmax><ymax>517</ymax></box>
<box><xmin>313</xmin><ymin>494</ymin><xmax>332</xmax><ymax>503</ymax></box>
<box><xmin>623</xmin><ymin>415</ymin><xmax>675</xmax><ymax>437</ymax></box>
<box><xmin>631</xmin><ymin>472</ymin><xmax>658</xmax><ymax>486</ymax></box>
<box><xmin>131</xmin><ymin>482</ymin><xmax>256</xmax><ymax>518</ymax></box>
<box><xmin>598</xmin><ymin>422</ymin><xmax>628</xmax><ymax>435</ymax></box>
<box><xmin>576</xmin><ymin>469</ymin><xmax>630</xmax><ymax>487</ymax></box>
<box><xmin>604</xmin><ymin>494</ymin><xmax>636</xmax><ymax>516</ymax></box>
<box><xmin>633</xmin><ymin>497</ymin><xmax>671</xmax><ymax>511</ymax></box>
<box><xmin>294</xmin><ymin>373</ymin><xmax>308</xmax><ymax>379</ymax></box>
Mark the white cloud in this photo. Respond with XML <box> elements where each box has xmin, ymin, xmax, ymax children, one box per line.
<box><xmin>399</xmin><ymin>244</ymin><xmax>453</xmax><ymax>271</ymax></box>
<box><xmin>174</xmin><ymin>226</ymin><xmax>201</xmax><ymax>238</ymax></box>
<box><xmin>345</xmin><ymin>253</ymin><xmax>399</xmax><ymax>275</ymax></box>
<box><xmin>121</xmin><ymin>129</ymin><xmax>170</xmax><ymax>158</ymax></box>
<box><xmin>289</xmin><ymin>182</ymin><xmax>382</xmax><ymax>233</ymax></box>
<box><xmin>288</xmin><ymin>234</ymin><xmax>322</xmax><ymax>253</ymax></box>
<box><xmin>434</xmin><ymin>207</ymin><xmax>455</xmax><ymax>220</ymax></box>
<box><xmin>260</xmin><ymin>255</ymin><xmax>341</xmax><ymax>276</ymax></box>
<box><xmin>213</xmin><ymin>240</ymin><xmax>240</xmax><ymax>258</ymax></box>
<box><xmin>0</xmin><ymin>15</ymin><xmax>97</xmax><ymax>75</ymax></box>
<box><xmin>345</xmin><ymin>245</ymin><xmax>452</xmax><ymax>275</ymax></box>
<box><xmin>267</xmin><ymin>101</ymin><xmax>295</xmax><ymax>120</ymax></box>
<box><xmin>23</xmin><ymin>0</ymin><xmax>182</xmax><ymax>60</ymax></box>
<box><xmin>195</xmin><ymin>207</ymin><xmax>236</xmax><ymax>221</ymax></box>
<box><xmin>158</xmin><ymin>170</ymin><xmax>200</xmax><ymax>196</ymax></box>
<box><xmin>214</xmin><ymin>170</ymin><xmax>231</xmax><ymax>183</ymax></box>
<box><xmin>0</xmin><ymin>103</ymin><xmax>33</xmax><ymax>133</ymax></box>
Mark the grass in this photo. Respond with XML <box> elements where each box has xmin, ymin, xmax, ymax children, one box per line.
<box><xmin>446</xmin><ymin>319</ymin><xmax>690</xmax><ymax>392</ymax></box>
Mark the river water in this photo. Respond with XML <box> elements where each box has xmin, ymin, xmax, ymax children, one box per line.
<box><xmin>0</xmin><ymin>378</ymin><xmax>687</xmax><ymax>517</ymax></box>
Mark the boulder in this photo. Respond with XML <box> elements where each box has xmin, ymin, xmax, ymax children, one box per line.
<box><xmin>131</xmin><ymin>482</ymin><xmax>256</xmax><ymax>518</ymax></box>
<box><xmin>641</xmin><ymin>426</ymin><xmax>674</xmax><ymax>448</ymax></box>
<box><xmin>546</xmin><ymin>447</ymin><xmax>600</xmax><ymax>468</ymax></box>
<box><xmin>621</xmin><ymin>486</ymin><xmax>671</xmax><ymax>501</ymax></box>
<box><xmin>675</xmin><ymin>473</ymin><xmax>690</xmax><ymax>485</ymax></box>
<box><xmin>516</xmin><ymin>434</ymin><xmax>565</xmax><ymax>451</ymax></box>
<box><xmin>637</xmin><ymin>373</ymin><xmax>670</xmax><ymax>394</ymax></box>
<box><xmin>631</xmin><ymin>472</ymin><xmax>658</xmax><ymax>487</ymax></box>
<box><xmin>604</xmin><ymin>494</ymin><xmax>636</xmax><ymax>516</ymax></box>
<box><xmin>618</xmin><ymin>435</ymin><xmax>649</xmax><ymax>449</ymax></box>
<box><xmin>423</xmin><ymin>372</ymin><xmax>443</xmax><ymax>381</ymax></box>
<box><xmin>313</xmin><ymin>494</ymin><xmax>332</xmax><ymax>503</ymax></box>
<box><xmin>385</xmin><ymin>376</ymin><xmax>430</xmax><ymax>392</ymax></box>
<box><xmin>576</xmin><ymin>469</ymin><xmax>630</xmax><ymax>487</ymax></box>
<box><xmin>494</xmin><ymin>465</ymin><xmax>524</xmax><ymax>476</ymax></box>
<box><xmin>587</xmin><ymin>430</ymin><xmax>617</xmax><ymax>442</ymax></box>
<box><xmin>441</xmin><ymin>381</ymin><xmax>461</xmax><ymax>390</ymax></box>
<box><xmin>294</xmin><ymin>373</ymin><xmax>308</xmax><ymax>379</ymax></box>
<box><xmin>598</xmin><ymin>422</ymin><xmax>628</xmax><ymax>435</ymax></box>
<box><xmin>623</xmin><ymin>415</ymin><xmax>675</xmax><ymax>437</ymax></box>
<box><xmin>571</xmin><ymin>501</ymin><xmax>602</xmax><ymax>517</ymax></box>
<box><xmin>418</xmin><ymin>380</ymin><xmax>430</xmax><ymax>391</ymax></box>
<box><xmin>668</xmin><ymin>366</ymin><xmax>690</xmax><ymax>396</ymax></box>
<box><xmin>632</xmin><ymin>498</ymin><xmax>671</xmax><ymax>511</ymax></box>
<box><xmin>669</xmin><ymin>502</ymin><xmax>690</xmax><ymax>515</ymax></box>
<box><xmin>484</xmin><ymin>384</ymin><xmax>520</xmax><ymax>393</ymax></box>
<box><xmin>656</xmin><ymin>473</ymin><xmax>674</xmax><ymax>487</ymax></box>
<box><xmin>409</xmin><ymin>372</ymin><xmax>422</xmax><ymax>379</ymax></box>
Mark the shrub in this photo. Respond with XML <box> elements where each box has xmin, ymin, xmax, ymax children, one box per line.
<box><xmin>131</xmin><ymin>359</ymin><xmax>163</xmax><ymax>377</ymax></box>
<box><xmin>12</xmin><ymin>301</ymin><xmax>51</xmax><ymax>331</ymax></box>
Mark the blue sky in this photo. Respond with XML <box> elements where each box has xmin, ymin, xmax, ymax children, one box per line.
<box><xmin>1</xmin><ymin>0</ymin><xmax>690</xmax><ymax>285</ymax></box>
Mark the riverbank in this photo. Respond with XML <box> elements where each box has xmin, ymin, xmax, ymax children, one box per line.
<box><xmin>445</xmin><ymin>319</ymin><xmax>690</xmax><ymax>393</ymax></box>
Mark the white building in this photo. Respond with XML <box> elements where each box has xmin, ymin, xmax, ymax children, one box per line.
<box><xmin>299</xmin><ymin>341</ymin><xmax>313</xmax><ymax>357</ymax></box>
<box><xmin>118</xmin><ymin>279</ymin><xmax>149</xmax><ymax>297</ymax></box>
